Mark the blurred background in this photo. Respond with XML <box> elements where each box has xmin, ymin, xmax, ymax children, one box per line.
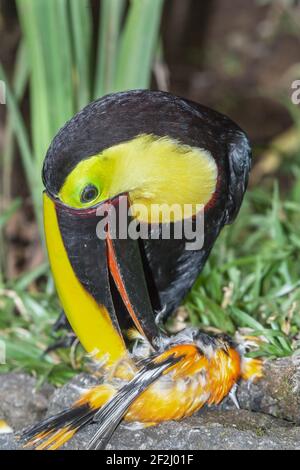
<box><xmin>0</xmin><ymin>0</ymin><xmax>300</xmax><ymax>385</ymax></box>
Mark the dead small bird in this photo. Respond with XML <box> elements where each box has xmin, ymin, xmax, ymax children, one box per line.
<box><xmin>21</xmin><ymin>90</ymin><xmax>262</xmax><ymax>450</ymax></box>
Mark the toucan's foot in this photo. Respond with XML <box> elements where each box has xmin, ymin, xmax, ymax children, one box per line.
<box><xmin>43</xmin><ymin>334</ymin><xmax>78</xmax><ymax>356</ymax></box>
<box><xmin>43</xmin><ymin>311</ymin><xmax>77</xmax><ymax>356</ymax></box>
<box><xmin>52</xmin><ymin>311</ymin><xmax>72</xmax><ymax>333</ymax></box>
<box><xmin>21</xmin><ymin>328</ymin><xmax>263</xmax><ymax>450</ymax></box>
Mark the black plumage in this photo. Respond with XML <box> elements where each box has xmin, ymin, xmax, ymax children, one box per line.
<box><xmin>43</xmin><ymin>90</ymin><xmax>251</xmax><ymax>324</ymax></box>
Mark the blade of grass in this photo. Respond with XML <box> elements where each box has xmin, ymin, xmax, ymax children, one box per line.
<box><xmin>37</xmin><ymin>0</ymin><xmax>74</xmax><ymax>130</ymax></box>
<box><xmin>0</xmin><ymin>199</ymin><xmax>22</xmax><ymax>285</ymax></box>
<box><xmin>70</xmin><ymin>0</ymin><xmax>92</xmax><ymax>108</ymax></box>
<box><xmin>18</xmin><ymin>0</ymin><xmax>74</xmax><ymax>139</ymax></box>
<box><xmin>16</xmin><ymin>0</ymin><xmax>52</xmax><ymax>166</ymax></box>
<box><xmin>1</xmin><ymin>42</ymin><xmax>28</xmax><ymax>282</ymax></box>
<box><xmin>0</xmin><ymin>199</ymin><xmax>21</xmax><ymax>230</ymax></box>
<box><xmin>14</xmin><ymin>263</ymin><xmax>49</xmax><ymax>291</ymax></box>
<box><xmin>94</xmin><ymin>0</ymin><xmax>125</xmax><ymax>98</ymax></box>
<box><xmin>0</xmin><ymin>63</ymin><xmax>43</xmax><ymax>233</ymax></box>
<box><xmin>2</xmin><ymin>41</ymin><xmax>28</xmax><ymax>202</ymax></box>
<box><xmin>0</xmin><ymin>64</ymin><xmax>35</xmax><ymax>191</ymax></box>
<box><xmin>114</xmin><ymin>0</ymin><xmax>165</xmax><ymax>91</ymax></box>
<box><xmin>15</xmin><ymin>0</ymin><xmax>77</xmax><ymax>234</ymax></box>
<box><xmin>230</xmin><ymin>307</ymin><xmax>292</xmax><ymax>355</ymax></box>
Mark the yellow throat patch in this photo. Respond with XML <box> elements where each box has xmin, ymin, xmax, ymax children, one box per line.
<box><xmin>59</xmin><ymin>134</ymin><xmax>218</xmax><ymax>222</ymax></box>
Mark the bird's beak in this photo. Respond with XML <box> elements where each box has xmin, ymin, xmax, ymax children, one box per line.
<box><xmin>43</xmin><ymin>192</ymin><xmax>159</xmax><ymax>364</ymax></box>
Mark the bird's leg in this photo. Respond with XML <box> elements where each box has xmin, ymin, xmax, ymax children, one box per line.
<box><xmin>52</xmin><ymin>310</ymin><xmax>71</xmax><ymax>332</ymax></box>
<box><xmin>154</xmin><ymin>304</ymin><xmax>168</xmax><ymax>333</ymax></box>
<box><xmin>43</xmin><ymin>335</ymin><xmax>78</xmax><ymax>356</ymax></box>
<box><xmin>44</xmin><ymin>310</ymin><xmax>77</xmax><ymax>355</ymax></box>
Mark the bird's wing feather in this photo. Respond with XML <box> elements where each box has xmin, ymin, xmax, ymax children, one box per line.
<box><xmin>224</xmin><ymin>130</ymin><xmax>252</xmax><ymax>224</ymax></box>
<box><xmin>88</xmin><ymin>354</ymin><xmax>180</xmax><ymax>450</ymax></box>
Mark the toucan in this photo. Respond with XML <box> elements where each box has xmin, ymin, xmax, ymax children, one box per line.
<box><xmin>21</xmin><ymin>90</ymin><xmax>262</xmax><ymax>450</ymax></box>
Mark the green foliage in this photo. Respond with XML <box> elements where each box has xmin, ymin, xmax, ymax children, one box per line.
<box><xmin>0</xmin><ymin>264</ymin><xmax>86</xmax><ymax>386</ymax></box>
<box><xmin>186</xmin><ymin>181</ymin><xmax>300</xmax><ymax>359</ymax></box>
<box><xmin>0</xmin><ymin>0</ymin><xmax>165</xmax><ymax>236</ymax></box>
<box><xmin>113</xmin><ymin>0</ymin><xmax>164</xmax><ymax>92</ymax></box>
<box><xmin>0</xmin><ymin>199</ymin><xmax>21</xmax><ymax>285</ymax></box>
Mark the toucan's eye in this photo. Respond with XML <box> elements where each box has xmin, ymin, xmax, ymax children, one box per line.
<box><xmin>80</xmin><ymin>184</ymin><xmax>99</xmax><ymax>204</ymax></box>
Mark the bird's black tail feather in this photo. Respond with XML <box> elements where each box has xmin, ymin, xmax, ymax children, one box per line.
<box><xmin>20</xmin><ymin>404</ymin><xmax>96</xmax><ymax>450</ymax></box>
<box><xmin>88</xmin><ymin>354</ymin><xmax>179</xmax><ymax>449</ymax></box>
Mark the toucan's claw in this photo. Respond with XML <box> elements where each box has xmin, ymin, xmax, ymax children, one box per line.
<box><xmin>154</xmin><ymin>305</ymin><xmax>168</xmax><ymax>330</ymax></box>
<box><xmin>44</xmin><ymin>310</ymin><xmax>77</xmax><ymax>355</ymax></box>
<box><xmin>43</xmin><ymin>333</ymin><xmax>77</xmax><ymax>356</ymax></box>
<box><xmin>228</xmin><ymin>384</ymin><xmax>240</xmax><ymax>409</ymax></box>
<box><xmin>51</xmin><ymin>311</ymin><xmax>72</xmax><ymax>334</ymax></box>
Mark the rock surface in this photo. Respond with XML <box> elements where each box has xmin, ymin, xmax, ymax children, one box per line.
<box><xmin>0</xmin><ymin>373</ymin><xmax>54</xmax><ymax>430</ymax></box>
<box><xmin>1</xmin><ymin>409</ymin><xmax>299</xmax><ymax>450</ymax></box>
<box><xmin>1</xmin><ymin>356</ymin><xmax>300</xmax><ymax>450</ymax></box>
<box><xmin>235</xmin><ymin>356</ymin><xmax>300</xmax><ymax>423</ymax></box>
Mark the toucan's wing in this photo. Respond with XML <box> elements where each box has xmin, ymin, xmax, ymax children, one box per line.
<box><xmin>224</xmin><ymin>130</ymin><xmax>252</xmax><ymax>224</ymax></box>
<box><xmin>140</xmin><ymin>103</ymin><xmax>252</xmax><ymax>319</ymax></box>
<box><xmin>88</xmin><ymin>354</ymin><xmax>180</xmax><ymax>450</ymax></box>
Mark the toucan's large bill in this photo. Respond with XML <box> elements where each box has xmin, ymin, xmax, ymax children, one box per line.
<box><xmin>43</xmin><ymin>192</ymin><xmax>160</xmax><ymax>364</ymax></box>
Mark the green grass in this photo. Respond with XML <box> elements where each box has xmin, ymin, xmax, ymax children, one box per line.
<box><xmin>0</xmin><ymin>0</ymin><xmax>165</xmax><ymax>237</ymax></box>
<box><xmin>185</xmin><ymin>100</ymin><xmax>300</xmax><ymax>359</ymax></box>
<box><xmin>0</xmin><ymin>264</ymin><xmax>88</xmax><ymax>386</ymax></box>
<box><xmin>186</xmin><ymin>181</ymin><xmax>300</xmax><ymax>358</ymax></box>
